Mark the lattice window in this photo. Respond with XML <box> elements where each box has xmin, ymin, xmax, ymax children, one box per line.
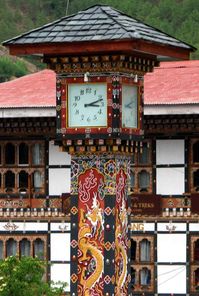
<box><xmin>131</xmin><ymin>235</ymin><xmax>154</xmax><ymax>292</ymax></box>
<box><xmin>0</xmin><ymin>141</ymin><xmax>45</xmax><ymax>195</ymax></box>
<box><xmin>130</xmin><ymin>140</ymin><xmax>152</xmax><ymax>193</ymax></box>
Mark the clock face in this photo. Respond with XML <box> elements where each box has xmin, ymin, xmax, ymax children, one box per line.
<box><xmin>68</xmin><ymin>83</ymin><xmax>107</xmax><ymax>127</ymax></box>
<box><xmin>122</xmin><ymin>84</ymin><xmax>138</xmax><ymax>128</ymax></box>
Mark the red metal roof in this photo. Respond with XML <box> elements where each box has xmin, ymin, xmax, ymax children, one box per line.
<box><xmin>0</xmin><ymin>69</ymin><xmax>55</xmax><ymax>108</ymax></box>
<box><xmin>0</xmin><ymin>61</ymin><xmax>199</xmax><ymax>109</ymax></box>
<box><xmin>144</xmin><ymin>60</ymin><xmax>199</xmax><ymax>105</ymax></box>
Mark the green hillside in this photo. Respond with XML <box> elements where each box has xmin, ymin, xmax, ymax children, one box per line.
<box><xmin>0</xmin><ymin>0</ymin><xmax>199</xmax><ymax>80</ymax></box>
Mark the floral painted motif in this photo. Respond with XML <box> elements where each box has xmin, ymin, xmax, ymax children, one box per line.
<box><xmin>104</xmin><ymin>159</ymin><xmax>116</xmax><ymax>178</ymax></box>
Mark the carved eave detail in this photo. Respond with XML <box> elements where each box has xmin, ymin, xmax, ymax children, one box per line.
<box><xmin>44</xmin><ymin>54</ymin><xmax>158</xmax><ymax>75</ymax></box>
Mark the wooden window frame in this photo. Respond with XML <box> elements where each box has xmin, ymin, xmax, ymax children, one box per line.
<box><xmin>190</xmin><ymin>235</ymin><xmax>199</xmax><ymax>292</ymax></box>
<box><xmin>130</xmin><ymin>140</ymin><xmax>153</xmax><ymax>194</ymax></box>
<box><xmin>131</xmin><ymin>235</ymin><xmax>154</xmax><ymax>293</ymax></box>
<box><xmin>0</xmin><ymin>234</ymin><xmax>47</xmax><ymax>260</ymax></box>
<box><xmin>0</xmin><ymin>140</ymin><xmax>45</xmax><ymax>196</ymax></box>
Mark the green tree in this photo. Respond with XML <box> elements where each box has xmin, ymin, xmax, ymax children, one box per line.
<box><xmin>0</xmin><ymin>56</ymin><xmax>28</xmax><ymax>82</ymax></box>
<box><xmin>0</xmin><ymin>256</ymin><xmax>66</xmax><ymax>296</ymax></box>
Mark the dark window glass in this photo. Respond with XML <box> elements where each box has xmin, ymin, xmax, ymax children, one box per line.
<box><xmin>140</xmin><ymin>239</ymin><xmax>151</xmax><ymax>262</ymax></box>
<box><xmin>195</xmin><ymin>268</ymin><xmax>199</xmax><ymax>286</ymax></box>
<box><xmin>20</xmin><ymin>239</ymin><xmax>31</xmax><ymax>257</ymax></box>
<box><xmin>138</xmin><ymin>143</ymin><xmax>150</xmax><ymax>164</ymax></box>
<box><xmin>193</xmin><ymin>141</ymin><xmax>199</xmax><ymax>163</ymax></box>
<box><xmin>5</xmin><ymin>170</ymin><xmax>15</xmax><ymax>191</ymax></box>
<box><xmin>131</xmin><ymin>239</ymin><xmax>136</xmax><ymax>261</ymax></box>
<box><xmin>5</xmin><ymin>143</ymin><xmax>15</xmax><ymax>164</ymax></box>
<box><xmin>140</xmin><ymin>268</ymin><xmax>151</xmax><ymax>285</ymax></box>
<box><xmin>34</xmin><ymin>239</ymin><xmax>44</xmax><ymax>260</ymax></box>
<box><xmin>19</xmin><ymin>171</ymin><xmax>28</xmax><ymax>190</ymax></box>
<box><xmin>0</xmin><ymin>240</ymin><xmax>3</xmax><ymax>259</ymax></box>
<box><xmin>131</xmin><ymin>267</ymin><xmax>136</xmax><ymax>289</ymax></box>
<box><xmin>130</xmin><ymin>171</ymin><xmax>135</xmax><ymax>191</ymax></box>
<box><xmin>194</xmin><ymin>170</ymin><xmax>199</xmax><ymax>190</ymax></box>
<box><xmin>138</xmin><ymin>170</ymin><xmax>150</xmax><ymax>192</ymax></box>
<box><xmin>19</xmin><ymin>143</ymin><xmax>29</xmax><ymax>165</ymax></box>
<box><xmin>194</xmin><ymin>240</ymin><xmax>199</xmax><ymax>261</ymax></box>
<box><xmin>6</xmin><ymin>239</ymin><xmax>17</xmax><ymax>257</ymax></box>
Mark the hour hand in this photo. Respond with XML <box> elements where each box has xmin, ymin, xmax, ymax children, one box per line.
<box><xmin>84</xmin><ymin>98</ymin><xmax>103</xmax><ymax>107</ymax></box>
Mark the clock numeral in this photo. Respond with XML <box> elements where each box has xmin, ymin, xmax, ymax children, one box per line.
<box><xmin>93</xmin><ymin>115</ymin><xmax>97</xmax><ymax>120</ymax></box>
<box><xmin>87</xmin><ymin>117</ymin><xmax>91</xmax><ymax>122</ymax></box>
<box><xmin>98</xmin><ymin>109</ymin><xmax>102</xmax><ymax>115</ymax></box>
<box><xmin>80</xmin><ymin>90</ymin><xmax>84</xmax><ymax>95</ymax></box>
<box><xmin>94</xmin><ymin>90</ymin><xmax>97</xmax><ymax>95</ymax></box>
<box><xmin>73</xmin><ymin>102</ymin><xmax>77</xmax><ymax>107</ymax></box>
<box><xmin>75</xmin><ymin>96</ymin><xmax>80</xmax><ymax>102</ymax></box>
<box><xmin>81</xmin><ymin>115</ymin><xmax>84</xmax><ymax>120</ymax></box>
<box><xmin>75</xmin><ymin>109</ymin><xmax>79</xmax><ymax>115</ymax></box>
<box><xmin>86</xmin><ymin>88</ymin><xmax>92</xmax><ymax>94</ymax></box>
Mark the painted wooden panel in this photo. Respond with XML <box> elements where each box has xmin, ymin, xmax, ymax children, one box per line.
<box><xmin>156</xmin><ymin>167</ymin><xmax>184</xmax><ymax>195</ymax></box>
<box><xmin>51</xmin><ymin>263</ymin><xmax>70</xmax><ymax>292</ymax></box>
<box><xmin>0</xmin><ymin>222</ymin><xmax>48</xmax><ymax>232</ymax></box>
<box><xmin>49</xmin><ymin>141</ymin><xmax>71</xmax><ymax>165</ymax></box>
<box><xmin>49</xmin><ymin>168</ymin><xmax>70</xmax><ymax>195</ymax></box>
<box><xmin>157</xmin><ymin>265</ymin><xmax>186</xmax><ymax>293</ymax></box>
<box><xmin>157</xmin><ymin>234</ymin><xmax>186</xmax><ymax>262</ymax></box>
<box><xmin>156</xmin><ymin>139</ymin><xmax>185</xmax><ymax>165</ymax></box>
<box><xmin>50</xmin><ymin>233</ymin><xmax>70</xmax><ymax>261</ymax></box>
<box><xmin>50</xmin><ymin>222</ymin><xmax>71</xmax><ymax>232</ymax></box>
<box><xmin>157</xmin><ymin>222</ymin><xmax>186</xmax><ymax>232</ymax></box>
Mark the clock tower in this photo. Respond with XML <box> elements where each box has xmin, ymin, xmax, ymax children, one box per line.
<box><xmin>4</xmin><ymin>4</ymin><xmax>194</xmax><ymax>296</ymax></box>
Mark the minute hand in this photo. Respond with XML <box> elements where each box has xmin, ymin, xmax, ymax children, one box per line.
<box><xmin>84</xmin><ymin>98</ymin><xmax>103</xmax><ymax>107</ymax></box>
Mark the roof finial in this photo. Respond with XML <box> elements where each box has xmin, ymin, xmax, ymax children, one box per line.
<box><xmin>66</xmin><ymin>0</ymin><xmax>70</xmax><ymax>16</ymax></box>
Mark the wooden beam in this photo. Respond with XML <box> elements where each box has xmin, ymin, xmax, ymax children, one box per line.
<box><xmin>6</xmin><ymin>39</ymin><xmax>192</xmax><ymax>60</ymax></box>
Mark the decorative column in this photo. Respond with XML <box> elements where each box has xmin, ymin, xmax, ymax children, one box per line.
<box><xmin>70</xmin><ymin>152</ymin><xmax>131</xmax><ymax>296</ymax></box>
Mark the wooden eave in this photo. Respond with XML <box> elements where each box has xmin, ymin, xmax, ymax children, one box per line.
<box><xmin>6</xmin><ymin>39</ymin><xmax>191</xmax><ymax>60</ymax></box>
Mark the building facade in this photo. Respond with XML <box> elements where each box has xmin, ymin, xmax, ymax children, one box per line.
<box><xmin>0</xmin><ymin>70</ymin><xmax>71</xmax><ymax>293</ymax></box>
<box><xmin>0</xmin><ymin>60</ymin><xmax>199</xmax><ymax>294</ymax></box>
<box><xmin>2</xmin><ymin>4</ymin><xmax>196</xmax><ymax>295</ymax></box>
<box><xmin>131</xmin><ymin>60</ymin><xmax>199</xmax><ymax>295</ymax></box>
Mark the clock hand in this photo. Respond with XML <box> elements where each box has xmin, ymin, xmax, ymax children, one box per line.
<box><xmin>84</xmin><ymin>98</ymin><xmax>103</xmax><ymax>107</ymax></box>
<box><xmin>125</xmin><ymin>102</ymin><xmax>133</xmax><ymax>108</ymax></box>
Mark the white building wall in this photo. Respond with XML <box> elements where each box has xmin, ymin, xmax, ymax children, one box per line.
<box><xmin>48</xmin><ymin>141</ymin><xmax>71</xmax><ymax>196</ymax></box>
<box><xmin>156</xmin><ymin>139</ymin><xmax>185</xmax><ymax>195</ymax></box>
<box><xmin>157</xmin><ymin>265</ymin><xmax>186</xmax><ymax>294</ymax></box>
<box><xmin>49</xmin><ymin>141</ymin><xmax>71</xmax><ymax>165</ymax></box>
<box><xmin>156</xmin><ymin>139</ymin><xmax>185</xmax><ymax>165</ymax></box>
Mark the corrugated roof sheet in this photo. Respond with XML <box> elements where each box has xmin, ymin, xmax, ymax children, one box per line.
<box><xmin>0</xmin><ymin>70</ymin><xmax>55</xmax><ymax>108</ymax></box>
<box><xmin>144</xmin><ymin>60</ymin><xmax>199</xmax><ymax>105</ymax></box>
<box><xmin>3</xmin><ymin>5</ymin><xmax>194</xmax><ymax>51</ymax></box>
<box><xmin>1</xmin><ymin>60</ymin><xmax>199</xmax><ymax>110</ymax></box>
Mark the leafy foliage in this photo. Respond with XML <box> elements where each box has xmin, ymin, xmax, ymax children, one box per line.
<box><xmin>0</xmin><ymin>256</ymin><xmax>66</xmax><ymax>296</ymax></box>
<box><xmin>0</xmin><ymin>56</ymin><xmax>28</xmax><ymax>82</ymax></box>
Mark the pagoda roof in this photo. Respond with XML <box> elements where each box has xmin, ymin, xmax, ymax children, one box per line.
<box><xmin>3</xmin><ymin>5</ymin><xmax>195</xmax><ymax>59</ymax></box>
